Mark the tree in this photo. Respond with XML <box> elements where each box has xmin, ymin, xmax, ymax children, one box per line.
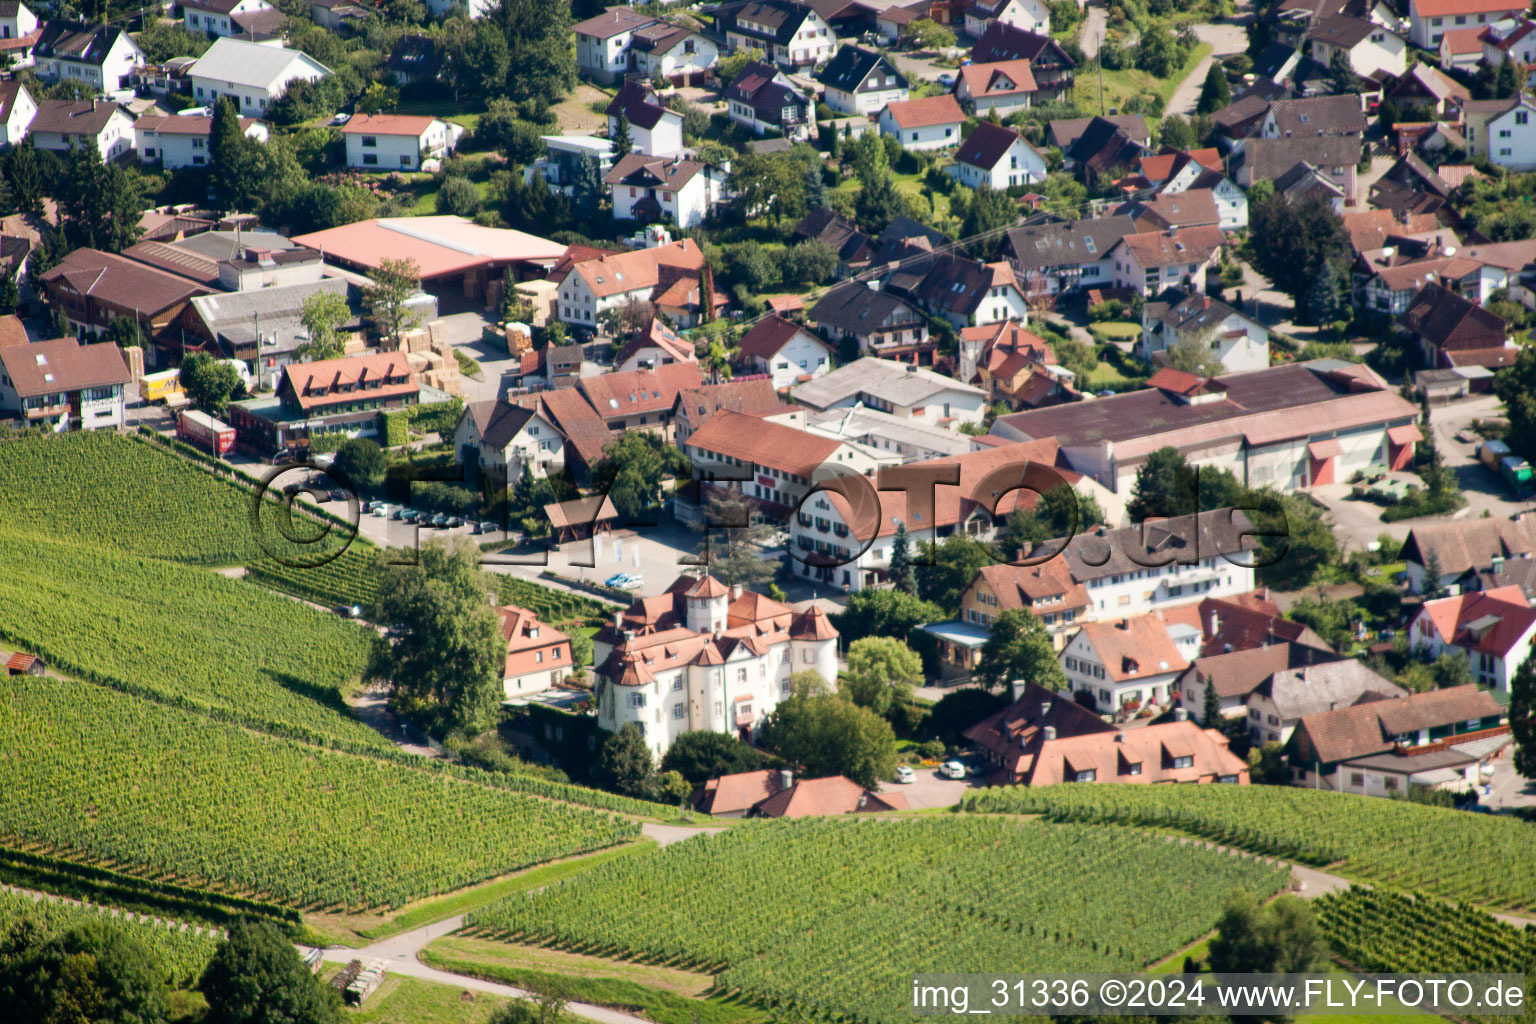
<box><xmin>1</xmin><ymin>919</ymin><xmax>171</xmax><ymax>1024</ymax></box>
<box><xmin>757</xmin><ymin>691</ymin><xmax>897</xmax><ymax>788</ymax></box>
<box><xmin>730</xmin><ymin>152</ymin><xmax>808</xmax><ymax>227</ymax></box>
<box><xmin>1201</xmin><ymin>673</ymin><xmax>1222</xmax><ymax>726</ymax></box>
<box><xmin>6</xmin><ymin>144</ymin><xmax>46</xmax><ymax>216</ymax></box>
<box><xmin>364</xmin><ymin>257</ymin><xmax>423</xmax><ymax>341</ymax></box>
<box><xmin>1249</xmin><ymin>191</ymin><xmax>1350</xmax><ymax>308</ymax></box>
<box><xmin>1126</xmin><ymin>446</ymin><xmax>1193</xmax><ymax>522</ymax></box>
<box><xmin>924</xmin><ymin>687</ymin><xmax>1008</xmax><ymax>746</ymax></box>
<box><xmin>976</xmin><ymin>607</ymin><xmax>1064</xmax><ymax>692</ymax></box>
<box><xmin>1158</xmin><ymin>113</ymin><xmax>1196</xmax><ymax>151</ymax></box>
<box><xmin>570</xmin><ymin>154</ymin><xmax>605</xmax><ymax>220</ymax></box>
<box><xmin>369</xmin><ymin>536</ymin><xmax>505</xmax><ymax>738</ymax></box>
<box><xmin>1494</xmin><ymin>341</ymin><xmax>1536</xmax><ymax>462</ymax></box>
<box><xmin>907</xmin><ymin>17</ymin><xmax>955</xmax><ymax>51</ymax></box>
<box><xmin>180</xmin><ymin>351</ymin><xmax>244</xmax><ymax>416</ymax></box>
<box><xmin>1209</xmin><ymin>891</ymin><xmax>1326</xmax><ymax>975</ymax></box>
<box><xmin>889</xmin><ymin>521</ymin><xmax>914</xmax><ymax>594</ymax></box>
<box><xmin>993</xmin><ymin>484</ymin><xmax>1102</xmax><ymax>557</ymax></box>
<box><xmin>1512</xmin><ymin>654</ymin><xmax>1536</xmax><ymax>780</ymax></box>
<box><xmin>210</xmin><ymin>97</ymin><xmax>261</xmax><ymax>211</ymax></box>
<box><xmin>0</xmin><ymin>269</ymin><xmax>18</xmax><ymax>316</ymax></box>
<box><xmin>1165</xmin><ymin>331</ymin><xmax>1226</xmax><ymax>377</ymax></box>
<box><xmin>784</xmin><ymin>238</ymin><xmax>837</xmax><ymax>287</ymax></box>
<box><xmin>612</xmin><ymin>109</ymin><xmax>633</xmax><ymax>159</ymax></box>
<box><xmin>598</xmin><ymin>722</ymin><xmax>654</xmax><ymax>795</ymax></box>
<box><xmin>490</xmin><ymin>992</ymin><xmax>566</xmax><ymax>1024</ymax></box>
<box><xmin>490</xmin><ymin>0</ymin><xmax>577</xmax><ymax>102</ymax></box>
<box><xmin>914</xmin><ymin>534</ymin><xmax>995</xmax><ymax>614</ymax></box>
<box><xmin>1135</xmin><ymin>23</ymin><xmax>1186</xmax><ymax>79</ymax></box>
<box><xmin>833</xmin><ymin>587</ymin><xmax>946</xmax><ymax>644</ymax></box>
<box><xmin>591</xmin><ymin>431</ymin><xmax>690</xmax><ymax>520</ymax></box>
<box><xmin>1197</xmin><ymin>62</ymin><xmax>1230</xmax><ymax>114</ymax></box>
<box><xmin>841</xmin><ymin>636</ymin><xmax>922</xmax><ymax>717</ymax></box>
<box><xmin>855</xmin><ymin>171</ymin><xmax>908</xmax><ymax>235</ymax></box>
<box><xmin>295</xmin><ymin>290</ymin><xmax>350</xmax><ymax>363</ymax></box>
<box><xmin>1302</xmin><ymin>256</ymin><xmax>1346</xmax><ymax>327</ymax></box>
<box><xmin>103</xmin><ymin>315</ymin><xmax>143</xmax><ymax>349</ymax></box>
<box><xmin>659</xmin><ymin>730</ymin><xmax>768</xmax><ymax>785</ymax></box>
<box><xmin>57</xmin><ymin>143</ymin><xmax>142</xmax><ymax>254</ymax></box>
<box><xmin>437</xmin><ymin>175</ymin><xmax>482</xmax><ymax>217</ymax></box>
<box><xmin>962</xmin><ymin>185</ymin><xmax>1017</xmax><ymax>259</ymax></box>
<box><xmin>200</xmin><ymin>919</ymin><xmax>340</xmax><ymax>1024</ymax></box>
<box><xmin>331</xmin><ymin>438</ymin><xmax>387</xmax><ymax>492</ymax></box>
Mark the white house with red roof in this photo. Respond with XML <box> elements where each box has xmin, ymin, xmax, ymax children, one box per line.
<box><xmin>964</xmin><ymin>0</ymin><xmax>1050</xmax><ymax>39</ymax></box>
<box><xmin>614</xmin><ymin>318</ymin><xmax>698</xmax><ymax>373</ymax></box>
<box><xmin>340</xmin><ymin>113</ymin><xmax>460</xmax><ymax>171</ymax></box>
<box><xmin>593</xmin><ymin>573</ymin><xmax>839</xmax><ymax>757</ymax></box>
<box><xmin>1060</xmin><ymin>614</ymin><xmax>1198</xmax><ymax>719</ymax></box>
<box><xmin>573</xmin><ymin>7</ymin><xmax>656</xmax><ymax>83</ymax></box>
<box><xmin>1407</xmin><ymin>0</ymin><xmax>1524</xmax><ymax>48</ymax></box>
<box><xmin>735</xmin><ymin>314</ymin><xmax>833</xmax><ymax>390</ymax></box>
<box><xmin>1409</xmin><ymin>586</ymin><xmax>1536</xmax><ymax>693</ymax></box>
<box><xmin>1480</xmin><ymin>17</ymin><xmax>1536</xmax><ymax>69</ymax></box>
<box><xmin>556</xmin><ymin>239</ymin><xmax>710</xmax><ymax>329</ymax></box>
<box><xmin>878</xmin><ymin>95</ymin><xmax>966</xmax><ymax>151</ymax></box>
<box><xmin>604</xmin><ymin>152</ymin><xmax>723</xmax><ymax>229</ymax></box>
<box><xmin>954</xmin><ymin>59</ymin><xmax>1039</xmax><ymax>116</ymax></box>
<box><xmin>1107</xmin><ymin>225</ymin><xmax>1225</xmax><ymax>297</ymax></box>
<box><xmin>948</xmin><ymin>121</ymin><xmax>1046</xmax><ymax>190</ymax></box>
<box><xmin>135</xmin><ymin>113</ymin><xmax>267</xmax><ymax>169</ymax></box>
<box><xmin>500</xmin><ymin>605</ymin><xmax>574</xmax><ymax>698</ymax></box>
<box><xmin>182</xmin><ymin>0</ymin><xmax>274</xmax><ymax>39</ymax></box>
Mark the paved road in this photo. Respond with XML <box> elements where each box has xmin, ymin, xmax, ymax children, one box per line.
<box><xmin>1078</xmin><ymin>2</ymin><xmax>1107</xmax><ymax>59</ymax></box>
<box><xmin>1166</xmin><ymin>21</ymin><xmax>1250</xmax><ymax>117</ymax></box>
<box><xmin>641</xmin><ymin>822</ymin><xmax>726</xmax><ymax>846</ymax></box>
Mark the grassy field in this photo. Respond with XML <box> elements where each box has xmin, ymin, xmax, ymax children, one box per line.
<box><xmin>1074</xmin><ymin>43</ymin><xmax>1213</xmax><ymax>118</ymax></box>
<box><xmin>1089</xmin><ymin>320</ymin><xmax>1142</xmax><ymax>343</ymax></box>
<box><xmin>321</xmin><ymin>969</ymin><xmax>513</xmax><ymax>1024</ymax></box>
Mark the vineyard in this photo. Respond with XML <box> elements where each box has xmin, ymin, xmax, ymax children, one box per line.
<box><xmin>0</xmin><ymin>530</ymin><xmax>386</xmax><ymax>750</ymax></box>
<box><xmin>0</xmin><ymin>677</ymin><xmax>641</xmax><ymax>910</ymax></box>
<box><xmin>1315</xmin><ymin>888</ymin><xmax>1536</xmax><ymax>975</ymax></box>
<box><xmin>466</xmin><ymin>817</ymin><xmax>1287</xmax><ymax>1024</ymax></box>
<box><xmin>0</xmin><ymin>887</ymin><xmax>221</xmax><ymax>988</ymax></box>
<box><xmin>961</xmin><ymin>785</ymin><xmax>1536</xmax><ymax>908</ymax></box>
<box><xmin>497</xmin><ymin>577</ymin><xmax>612</xmax><ymax>628</ymax></box>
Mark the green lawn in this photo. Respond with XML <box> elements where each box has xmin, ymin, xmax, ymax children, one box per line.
<box><xmin>394</xmin><ymin>97</ymin><xmax>486</xmax><ymax>132</ymax></box>
<box><xmin>1075</xmin><ymin>43</ymin><xmax>1213</xmax><ymax>118</ymax></box>
<box><xmin>1086</xmin><ymin>360</ymin><xmax>1138</xmax><ymax>389</ymax></box>
<box><xmin>322</xmin><ymin>971</ymin><xmax>512</xmax><ymax>1024</ymax></box>
<box><xmin>1089</xmin><ymin>320</ymin><xmax>1141</xmax><ymax>343</ymax></box>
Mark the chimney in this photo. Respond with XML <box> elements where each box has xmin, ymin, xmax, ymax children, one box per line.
<box><xmin>1173</xmin><ymin>707</ymin><xmax>1189</xmax><ymax>722</ymax></box>
<box><xmin>1010</xmin><ymin>679</ymin><xmax>1024</xmax><ymax>702</ymax></box>
<box><xmin>1492</xmin><ymin>554</ymin><xmax>1506</xmax><ymax>575</ymax></box>
<box><xmin>1016</xmin><ymin>545</ymin><xmax>1031</xmax><ymax>561</ymax></box>
<box><xmin>1207</xmin><ymin>609</ymin><xmax>1219</xmax><ymax>637</ymax></box>
<box><xmin>1043</xmin><ymin>725</ymin><xmax>1057</xmax><ymax>741</ymax></box>
<box><xmin>857</xmin><ymin>794</ymin><xmax>868</xmax><ymax>809</ymax></box>
<box><xmin>1114</xmin><ymin>732</ymin><xmax>1124</xmax><ymax>742</ymax></box>
<box><xmin>780</xmin><ymin>769</ymin><xmax>793</xmax><ymax>790</ymax></box>
<box><xmin>1039</xmin><ymin>700</ymin><xmax>1052</xmax><ymax>716</ymax></box>
<box><xmin>731</xmin><ymin>584</ymin><xmax>743</xmax><ymax>600</ymax></box>
<box><xmin>613</xmin><ymin>610</ymin><xmax>623</xmax><ymax>630</ymax></box>
<box><xmin>1115</xmin><ymin>619</ymin><xmax>1129</xmax><ymax>630</ymax></box>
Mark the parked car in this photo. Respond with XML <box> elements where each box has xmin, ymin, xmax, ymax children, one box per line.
<box><xmin>447</xmin><ymin>515</ymin><xmax>464</xmax><ymax>528</ymax></box>
<box><xmin>605</xmin><ymin>572</ymin><xmax>633</xmax><ymax>588</ymax></box>
<box><xmin>334</xmin><ymin>604</ymin><xmax>362</xmax><ymax>619</ymax></box>
<box><xmin>606</xmin><ymin>572</ymin><xmax>644</xmax><ymax>590</ymax></box>
<box><xmin>936</xmin><ymin>72</ymin><xmax>955</xmax><ymax>87</ymax></box>
<box><xmin>430</xmin><ymin>512</ymin><xmax>450</xmax><ymax>528</ymax></box>
<box><xmin>371</xmin><ymin>503</ymin><xmax>391</xmax><ymax>518</ymax></box>
<box><xmin>331</xmin><ymin>112</ymin><xmax>351</xmax><ymax>125</ymax></box>
<box><xmin>894</xmin><ymin>765</ymin><xmax>916</xmax><ymax>784</ymax></box>
<box><xmin>939</xmin><ymin>760</ymin><xmax>967</xmax><ymax>780</ymax></box>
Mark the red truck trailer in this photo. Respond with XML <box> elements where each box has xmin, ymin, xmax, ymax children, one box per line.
<box><xmin>177</xmin><ymin>408</ymin><xmax>236</xmax><ymax>457</ymax></box>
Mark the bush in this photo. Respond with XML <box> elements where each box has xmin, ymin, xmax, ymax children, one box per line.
<box><xmin>918</xmin><ymin>739</ymin><xmax>945</xmax><ymax>760</ymax></box>
<box><xmin>378</xmin><ymin>410</ymin><xmax>407</xmax><ymax>447</ymax></box>
<box><xmin>437</xmin><ymin>176</ymin><xmax>482</xmax><ymax>217</ymax></box>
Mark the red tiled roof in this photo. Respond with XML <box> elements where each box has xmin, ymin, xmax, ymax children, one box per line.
<box><xmin>340</xmin><ymin>112</ymin><xmax>439</xmax><ymax>136</ymax></box>
<box><xmin>568</xmin><ymin>240</ymin><xmax>706</xmax><ymax>300</ymax></box>
<box><xmin>736</xmin><ymin>314</ymin><xmax>830</xmax><ymax>361</ymax></box>
<box><xmin>283</xmin><ymin>352</ymin><xmax>416</xmax><ymax>412</ymax></box>
<box><xmin>685</xmin><ymin>409</ymin><xmax>843</xmax><ymax>477</ymax></box>
<box><xmin>883</xmin><ymin>94</ymin><xmax>965</xmax><ymax>129</ymax></box>
<box><xmin>752</xmin><ymin>775</ymin><xmax>905</xmax><ymax>817</ymax></box>
<box><xmin>577</xmin><ymin>361</ymin><xmax>702</xmax><ymax>420</ymax></box>
<box><xmin>500</xmin><ymin>605</ymin><xmax>572</xmax><ymax>679</ymax></box>
<box><xmin>693</xmin><ymin>769</ymin><xmax>783</xmax><ymax>814</ymax></box>
<box><xmin>1412</xmin><ymin>0</ymin><xmax>1521</xmax><ymax>16</ymax></box>
<box><xmin>0</xmin><ymin>336</ymin><xmax>130</xmax><ymax>398</ymax></box>
<box><xmin>1077</xmin><ymin>615</ymin><xmax>1189</xmax><ymax>682</ymax></box>
<box><xmin>973</xmin><ymin>558</ymin><xmax>1090</xmax><ymax>612</ymax></box>
<box><xmin>6</xmin><ymin>653</ymin><xmax>39</xmax><ymax>672</ymax></box>
<box><xmin>957</xmin><ymin>59</ymin><xmax>1037</xmax><ymax>98</ymax></box>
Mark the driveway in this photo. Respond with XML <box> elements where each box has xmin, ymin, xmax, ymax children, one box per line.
<box><xmin>1078</xmin><ymin>2</ymin><xmax>1107</xmax><ymax>58</ymax></box>
<box><xmin>1165</xmin><ymin>21</ymin><xmax>1251</xmax><ymax>117</ymax></box>
<box><xmin>888</xmin><ymin>767</ymin><xmax>983</xmax><ymax>809</ymax></box>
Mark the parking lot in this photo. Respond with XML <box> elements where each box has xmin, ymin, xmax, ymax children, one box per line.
<box><xmin>888</xmin><ymin>765</ymin><xmax>985</xmax><ymax>809</ymax></box>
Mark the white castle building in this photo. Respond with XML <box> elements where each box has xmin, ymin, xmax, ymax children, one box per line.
<box><xmin>593</xmin><ymin>574</ymin><xmax>839</xmax><ymax>759</ymax></box>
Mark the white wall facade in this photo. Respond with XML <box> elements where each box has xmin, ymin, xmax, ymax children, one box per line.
<box><xmin>140</xmin><ymin>122</ymin><xmax>268</xmax><ymax>169</ymax></box>
<box><xmin>0</xmin><ymin>86</ymin><xmax>35</xmax><ymax>147</ymax></box>
<box><xmin>345</xmin><ymin>121</ymin><xmax>455</xmax><ymax>170</ymax></box>
<box><xmin>635</xmin><ymin>36</ymin><xmax>719</xmax><ymax>81</ymax></box>
<box><xmin>577</xmin><ymin>30</ymin><xmax>635</xmax><ymax>82</ymax></box>
<box><xmin>1142</xmin><ymin>310</ymin><xmax>1269</xmax><ymax>374</ymax></box>
<box><xmin>1408</xmin><ymin>0</ymin><xmax>1521</xmax><ymax>47</ymax></box>
<box><xmin>878</xmin><ymin>108</ymin><xmax>962</xmax><ymax>151</ymax></box>
<box><xmin>610</xmin><ymin>110</ymin><xmax>684</xmax><ymax>157</ymax></box>
<box><xmin>37</xmin><ymin>34</ymin><xmax>141</xmax><ymax>95</ymax></box>
<box><xmin>0</xmin><ymin>379</ymin><xmax>125</xmax><ymax>430</ymax></box>
<box><xmin>1483</xmin><ymin>103</ymin><xmax>1536</xmax><ymax>171</ymax></box>
<box><xmin>30</xmin><ymin>109</ymin><xmax>134</xmax><ymax>161</ymax></box>
<box><xmin>453</xmin><ymin>408</ymin><xmax>565</xmax><ymax>482</ymax></box>
<box><xmin>611</xmin><ymin>169</ymin><xmax>719</xmax><ymax>228</ymax></box>
<box><xmin>949</xmin><ymin>137</ymin><xmax>1046</xmax><ymax>190</ymax></box>
<box><xmin>1080</xmin><ymin>556</ymin><xmax>1256</xmax><ymax>620</ymax></box>
<box><xmin>1059</xmin><ymin>631</ymin><xmax>1181</xmax><ymax>715</ymax></box>
<box><xmin>184</xmin><ymin>0</ymin><xmax>274</xmax><ymax>38</ymax></box>
<box><xmin>754</xmin><ymin>329</ymin><xmax>832</xmax><ymax>390</ymax></box>
<box><xmin>824</xmin><ymin>82</ymin><xmax>908</xmax><ymax>116</ymax></box>
<box><xmin>191</xmin><ymin>59</ymin><xmax>326</xmax><ymax>117</ymax></box>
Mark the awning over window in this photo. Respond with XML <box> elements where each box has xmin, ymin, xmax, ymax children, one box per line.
<box><xmin>1386</xmin><ymin>424</ymin><xmax>1423</xmax><ymax>446</ymax></box>
<box><xmin>1307</xmin><ymin>438</ymin><xmax>1344</xmax><ymax>460</ymax></box>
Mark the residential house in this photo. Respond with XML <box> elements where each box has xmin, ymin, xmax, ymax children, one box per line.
<box><xmin>992</xmin><ymin>361</ymin><xmax>1421</xmax><ymax>493</ymax></box>
<box><xmin>797</xmin><ymin>404</ymin><xmax>977</xmax><ymax>462</ymax></box>
<box><xmin>37</xmin><ymin>248</ymin><xmax>208</xmax><ymax>361</ymax></box>
<box><xmin>499</xmin><ymin>605</ymin><xmax>574</xmax><ymax>698</ymax></box>
<box><xmin>1106</xmin><ymin>225</ymin><xmax>1225</xmax><ymax>297</ymax></box>
<box><xmin>1121</xmin><ymin>145</ymin><xmax>1220</xmax><ymax>192</ymax></box>
<box><xmin>0</xmin><ymin>2</ymin><xmax>39</xmax><ymax>68</ymax></box>
<box><xmin>577</xmin><ymin>362</ymin><xmax>702</xmax><ymax>436</ymax></box>
<box><xmin>1141</xmin><ymin>288</ymin><xmax>1270</xmax><ymax>374</ymax></box>
<box><xmin>33</xmin><ymin>21</ymin><xmax>142</xmax><ymax>95</ymax></box>
<box><xmin>954</xmin><ymin>59</ymin><xmax>1039</xmax><ymax>116</ymax></box>
<box><xmin>1439</xmin><ymin>25</ymin><xmax>1488</xmax><ymax>68</ymax></box>
<box><xmin>672</xmin><ymin>377</ymin><xmax>790</xmax><ymax>446</ymax></box>
<box><xmin>614</xmin><ymin>318</ymin><xmax>698</xmax><ymax>373</ymax></box>
<box><xmin>453</xmin><ymin>398</ymin><xmax>564</xmax><ymax>483</ymax></box>
<box><xmin>1233</xmin><ymin>135</ymin><xmax>1361</xmax><ymax>205</ymax></box>
<box><xmin>188</xmin><ymin>38</ymin><xmax>329</xmax><ymax>118</ymax></box>
<box><xmin>1060</xmin><ymin>115</ymin><xmax>1148</xmax><ymax>184</ymax></box>
<box><xmin>1048</xmin><ymin>113</ymin><xmax>1149</xmax><ymax>152</ymax></box>
<box><xmin>785</xmin><ymin>438</ymin><xmax>1075</xmax><ymax>590</ymax></box>
<box><xmin>736</xmin><ymin>314</ymin><xmax>833</xmax><ymax>389</ymax></box>
<box><xmin>340</xmin><ymin>113</ymin><xmax>459</xmax><ymax>171</ymax></box>
<box><xmin>692</xmin><ymin>769</ymin><xmax>906</xmax><ymax>817</ymax></box>
<box><xmin>528</xmin><ymin>134</ymin><xmax>616</xmax><ymax>196</ymax></box>
<box><xmin>1177</xmin><ymin>642</ymin><xmax>1345</xmax><ymax>726</ymax></box>
<box><xmin>964</xmin><ymin>0</ymin><xmax>1050</xmax><ymax>38</ymax></box>
<box><xmin>1480</xmin><ymin>17</ymin><xmax>1536</xmax><ymax>69</ymax></box>
<box><xmin>227</xmin><ymin>351</ymin><xmax>418</xmax><ymax>451</ymax></box>
<box><xmin>1400</xmin><ymin>282</ymin><xmax>1516</xmax><ymax>371</ymax></box>
<box><xmin>723</xmin><ymin>60</ymin><xmax>812</xmax><ymax>141</ymax></box>
<box><xmin>970</xmin><ymin>23</ymin><xmax>1075</xmax><ymax>101</ymax></box>
<box><xmin>960</xmin><ymin>558</ymin><xmax>1089</xmax><ymax>649</ymax></box>
<box><xmin>964</xmin><ymin>683</ymin><xmax>1249</xmax><ymax>784</ymax></box>
<box><xmin>182</xmin><ymin>0</ymin><xmax>275</xmax><ymax>38</ymax></box>
<box><xmin>685</xmin><ymin>409</ymin><xmax>887</xmax><ymax>519</ymax></box>
<box><xmin>628</xmin><ymin>22</ymin><xmax>717</xmax><ymax>85</ymax></box>
<box><xmin>878</xmin><ymin>95</ymin><xmax>965</xmax><ymax>151</ymax></box>
<box><xmin>604</xmin><ymin>152</ymin><xmax>724</xmax><ymax>229</ymax></box>
<box><xmin>964</xmin><ymin>319</ymin><xmax>1073</xmax><ymax>409</ymax></box>
<box><xmin>1400</xmin><ymin>514</ymin><xmax>1536</xmax><ymax>594</ymax></box>
<box><xmin>26</xmin><ymin>98</ymin><xmax>133</xmax><ymax>161</ymax></box>
<box><xmin>134</xmin><ymin>114</ymin><xmax>268</xmax><ymax>169</ymax></box>
<box><xmin>999</xmin><ymin>215</ymin><xmax>1136</xmax><ymax>299</ymax></box>
<box><xmin>948</xmin><ymin>121</ymin><xmax>1046</xmax><ymax>190</ymax></box>
<box><xmin>1463</xmin><ymin>95</ymin><xmax>1536</xmax><ymax>171</ymax></box>
<box><xmin>556</xmin><ymin>240</ymin><xmax>713</xmax><ymax>328</ymax></box>
<box><xmin>591</xmin><ymin>574</ymin><xmax>839</xmax><ymax>758</ymax></box>
<box><xmin>177</xmin><ymin>278</ymin><xmax>353</xmax><ymax>381</ymax></box>
<box><xmin>1114</xmin><ymin>191</ymin><xmax>1223</xmax><ymax>232</ymax></box>
<box><xmin>1475</xmin><ymin>556</ymin><xmax>1536</xmax><ymax>603</ymax></box>
<box><xmin>1411</xmin><ymin>586</ymin><xmax>1536</xmax><ymax>692</ymax></box>
<box><xmin>507</xmin><ymin>387</ymin><xmax>613</xmax><ymax>484</ymax></box>
<box><xmin>815</xmin><ymin>45</ymin><xmax>907</xmax><ymax>116</ymax></box>
<box><xmin>385</xmin><ymin>35</ymin><xmax>443</xmax><ymax>86</ymax></box>
<box><xmin>1243</xmin><ymin>660</ymin><xmax>1407</xmax><ymax>747</ymax></box>
<box><xmin>1405</xmin><ymin>0</ymin><xmax>1524</xmax><ymax>48</ymax></box>
<box><xmin>886</xmin><ymin>251</ymin><xmax>1030</xmax><ymax>328</ymax></box>
<box><xmin>793</xmin><ymin>208</ymin><xmax>874</xmax><ymax>277</ymax></box>
<box><xmin>1210</xmin><ymin>91</ymin><xmax>1273</xmax><ymax>147</ymax></box>
<box><xmin>1382</xmin><ymin>62</ymin><xmax>1470</xmax><ymax>117</ymax></box>
<box><xmin>1256</xmin><ymin>94</ymin><xmax>1367</xmax><ymax>142</ymax></box>
<box><xmin>606</xmin><ymin>80</ymin><xmax>685</xmax><ymax>157</ymax></box>
<box><xmin>0</xmin><ymin>335</ymin><xmax>130</xmax><ymax>430</ymax></box>
<box><xmin>1289</xmin><ymin>684</ymin><xmax>1508</xmax><ymax>794</ymax></box>
<box><xmin>716</xmin><ymin>0</ymin><xmax>836</xmax><ymax>72</ymax></box>
<box><xmin>1060</xmin><ymin>613</ymin><xmax>1195</xmax><ymax>718</ymax></box>
<box><xmin>0</xmin><ymin>81</ymin><xmax>36</xmax><ymax>147</ymax></box>
<box><xmin>573</xmin><ymin>7</ymin><xmax>655</xmax><ymax>83</ymax></box>
<box><xmin>308</xmin><ymin>0</ymin><xmax>368</xmax><ymax>32</ymax></box>
<box><xmin>808</xmin><ymin>281</ymin><xmax>931</xmax><ymax>363</ymax></box>
<box><xmin>1308</xmin><ymin>14</ymin><xmax>1408</xmax><ymax>78</ymax></box>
